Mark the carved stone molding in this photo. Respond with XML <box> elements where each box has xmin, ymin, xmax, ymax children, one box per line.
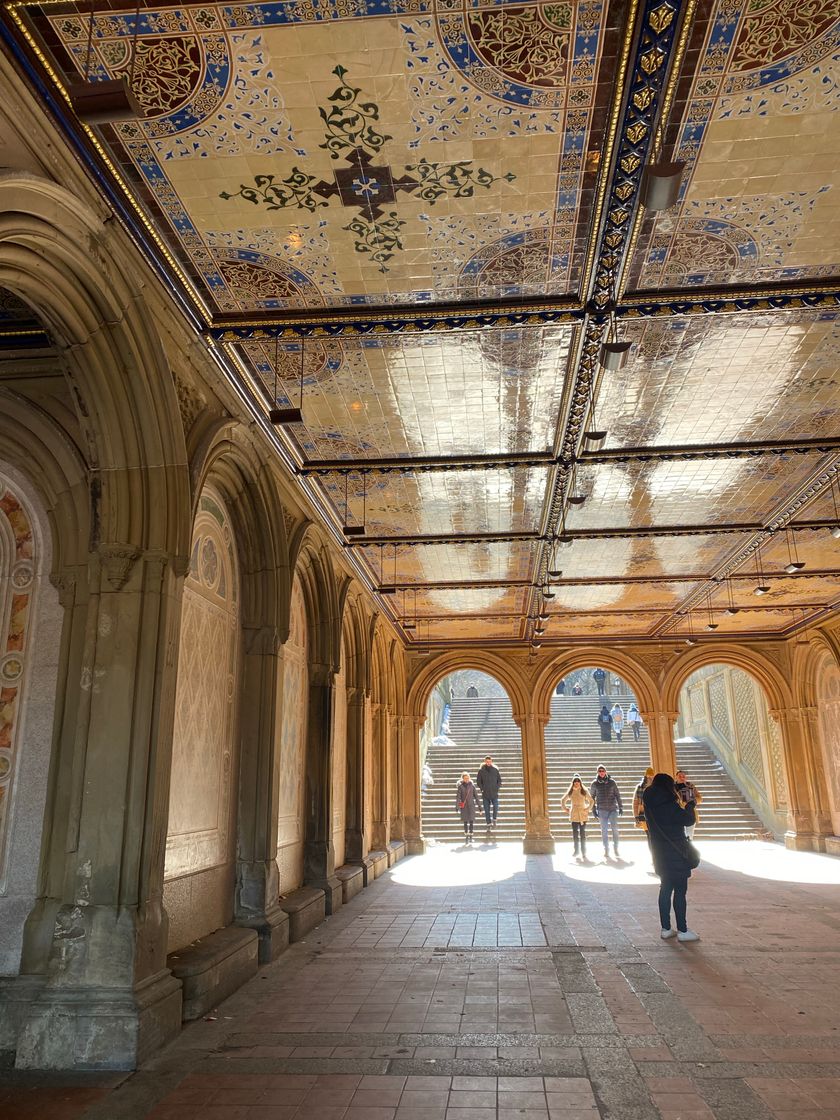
<box><xmin>97</xmin><ymin>543</ymin><xmax>141</xmax><ymax>590</ymax></box>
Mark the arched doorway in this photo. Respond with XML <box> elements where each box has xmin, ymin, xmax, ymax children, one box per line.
<box><xmin>545</xmin><ymin>667</ymin><xmax>649</xmax><ymax>853</ymax></box>
<box><xmin>276</xmin><ymin>573</ymin><xmax>308</xmax><ymax>893</ymax></box>
<box><xmin>420</xmin><ymin>670</ymin><xmax>524</xmax><ymax>843</ymax></box>
<box><xmin>676</xmin><ymin>663</ymin><xmax>788</xmax><ymax>839</ymax></box>
<box><xmin>814</xmin><ymin>652</ymin><xmax>840</xmax><ymax>845</ymax></box>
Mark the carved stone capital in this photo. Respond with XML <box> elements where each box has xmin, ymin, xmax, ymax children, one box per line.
<box><xmin>97</xmin><ymin>543</ymin><xmax>141</xmax><ymax>590</ymax></box>
<box><xmin>50</xmin><ymin>569</ymin><xmax>77</xmax><ymax>608</ymax></box>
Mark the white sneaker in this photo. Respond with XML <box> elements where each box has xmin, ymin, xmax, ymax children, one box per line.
<box><xmin>677</xmin><ymin>929</ymin><xmax>700</xmax><ymax>942</ymax></box>
<box><xmin>660</xmin><ymin>928</ymin><xmax>677</xmax><ymax>940</ymax></box>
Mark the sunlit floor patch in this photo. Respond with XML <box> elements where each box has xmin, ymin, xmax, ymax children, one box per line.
<box><xmin>389</xmin><ymin>840</ymin><xmax>527</xmax><ymax>886</ymax></box>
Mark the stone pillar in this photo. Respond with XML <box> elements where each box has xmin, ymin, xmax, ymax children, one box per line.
<box><xmin>14</xmin><ymin>545</ymin><xmax>184</xmax><ymax>1070</ymax></box>
<box><xmin>771</xmin><ymin>706</ymin><xmax>833</xmax><ymax>851</ymax></box>
<box><xmin>643</xmin><ymin>709</ymin><xmax>678</xmax><ymax>775</ymax></box>
<box><xmin>344</xmin><ymin>686</ymin><xmax>372</xmax><ymax>878</ymax></box>
<box><xmin>389</xmin><ymin>712</ymin><xmax>404</xmax><ymax>841</ymax></box>
<box><xmin>371</xmin><ymin>703</ymin><xmax>391</xmax><ymax>851</ymax></box>
<box><xmin>303</xmin><ymin>662</ymin><xmax>342</xmax><ymax>913</ymax></box>
<box><xmin>234</xmin><ymin>628</ymin><xmax>288</xmax><ymax>962</ymax></box>
<box><xmin>404</xmin><ymin>716</ymin><xmax>425</xmax><ymax>854</ymax></box>
<box><xmin>517</xmin><ymin>712</ymin><xmax>555</xmax><ymax>854</ymax></box>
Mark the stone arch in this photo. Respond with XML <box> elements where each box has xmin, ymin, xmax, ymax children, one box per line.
<box><xmin>292</xmin><ymin>527</ymin><xmax>341</xmax><ymax>674</ymax></box>
<box><xmin>661</xmin><ymin>644</ymin><xmax>793</xmax><ymax>716</ymax></box>
<box><xmin>276</xmin><ymin>571</ymin><xmax>308</xmax><ymax>893</ymax></box>
<box><xmin>795</xmin><ymin>635</ymin><xmax>840</xmax><ymax>840</ymax></box>
<box><xmin>0</xmin><ymin>175</ymin><xmax>190</xmax><ymax>560</ymax></box>
<box><xmin>533</xmin><ymin>648</ymin><xmax>658</xmax><ymax>723</ymax></box>
<box><xmin>407</xmin><ymin>650</ymin><xmax>529</xmax><ymax>725</ymax></box>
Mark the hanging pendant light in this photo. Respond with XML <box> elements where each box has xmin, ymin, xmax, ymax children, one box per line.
<box><xmin>640</xmin><ymin>114</ymin><xmax>685</xmax><ymax>212</ymax></box>
<box><xmin>829</xmin><ymin>474</ymin><xmax>840</xmax><ymax>538</ymax></box>
<box><xmin>342</xmin><ymin>471</ymin><xmax>366</xmax><ymax>536</ymax></box>
<box><xmin>69</xmin><ymin>0</ymin><xmax>142</xmax><ymax>123</ymax></box>
<box><xmin>403</xmin><ymin>587</ymin><xmax>417</xmax><ymax>631</ymax></box>
<box><xmin>269</xmin><ymin>336</ymin><xmax>304</xmax><ymax>425</ymax></box>
<box><xmin>783</xmin><ymin>527</ymin><xmax>805</xmax><ymax>574</ymax></box>
<box><xmin>753</xmin><ymin>542</ymin><xmax>770</xmax><ymax>595</ymax></box>
<box><xmin>705</xmin><ymin>592</ymin><xmax>718</xmax><ymax>631</ymax></box>
<box><xmin>724</xmin><ymin>576</ymin><xmax>740</xmax><ymax>616</ymax></box>
<box><xmin>598</xmin><ymin>271</ymin><xmax>631</xmax><ymax>371</ymax></box>
<box><xmin>379</xmin><ymin>544</ymin><xmax>398</xmax><ymax>594</ymax></box>
<box><xmin>567</xmin><ymin>467</ymin><xmax>587</xmax><ymax>506</ymax></box>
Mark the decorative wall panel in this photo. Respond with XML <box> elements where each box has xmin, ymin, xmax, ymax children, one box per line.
<box><xmin>332</xmin><ymin>636</ymin><xmax>347</xmax><ymax>869</ymax></box>
<box><xmin>277</xmin><ymin>574</ymin><xmax>307</xmax><ymax>893</ymax></box>
<box><xmin>816</xmin><ymin>656</ymin><xmax>840</xmax><ymax>833</ymax></box>
<box><xmin>732</xmin><ymin>670</ymin><xmax>762</xmax><ymax>781</ymax></box>
<box><xmin>166</xmin><ymin>488</ymin><xmax>240</xmax><ymax>881</ymax></box>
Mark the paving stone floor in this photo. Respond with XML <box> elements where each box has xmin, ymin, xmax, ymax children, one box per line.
<box><xmin>2</xmin><ymin>840</ymin><xmax>840</xmax><ymax>1119</ymax></box>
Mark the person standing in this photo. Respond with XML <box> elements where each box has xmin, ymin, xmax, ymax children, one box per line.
<box><xmin>562</xmin><ymin>774</ymin><xmax>594</xmax><ymax>860</ymax></box>
<box><xmin>643</xmin><ymin>773</ymin><xmax>699</xmax><ymax>942</ymax></box>
<box><xmin>633</xmin><ymin>768</ymin><xmax>655</xmax><ymax>843</ymax></box>
<box><xmin>627</xmin><ymin>704</ymin><xmax>643</xmax><ymax>741</ymax></box>
<box><xmin>675</xmin><ymin>770</ymin><xmax>703</xmax><ymax>839</ymax></box>
<box><xmin>476</xmin><ymin>754</ymin><xmax>502</xmax><ymax>829</ymax></box>
<box><xmin>590</xmin><ymin>765</ymin><xmax>623</xmax><ymax>859</ymax></box>
<box><xmin>610</xmin><ymin>703</ymin><xmax>625</xmax><ymax>742</ymax></box>
<box><xmin>593</xmin><ymin>667</ymin><xmax>606</xmax><ymax>696</ymax></box>
<box><xmin>456</xmin><ymin>771</ymin><xmax>479</xmax><ymax>843</ymax></box>
<box><xmin>598</xmin><ymin>704</ymin><xmax>612</xmax><ymax>742</ymax></box>
<box><xmin>556</xmin><ymin>679</ymin><xmax>566</xmax><ymax>695</ymax></box>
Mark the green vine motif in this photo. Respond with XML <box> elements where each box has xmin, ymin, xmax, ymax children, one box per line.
<box><xmin>220</xmin><ymin>169</ymin><xmax>325</xmax><ymax>212</ymax></box>
<box><xmin>405</xmin><ymin>159</ymin><xmax>517</xmax><ymax>204</ymax></box>
<box><xmin>319</xmin><ymin>65</ymin><xmax>393</xmax><ymax>160</ymax></box>
<box><xmin>342</xmin><ymin>212</ymin><xmax>406</xmax><ymax>273</ymax></box>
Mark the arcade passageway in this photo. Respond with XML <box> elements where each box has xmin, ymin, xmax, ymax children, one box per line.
<box><xmin>4</xmin><ymin>842</ymin><xmax>840</xmax><ymax>1120</ymax></box>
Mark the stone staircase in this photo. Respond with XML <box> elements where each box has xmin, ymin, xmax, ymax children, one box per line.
<box><xmin>421</xmin><ymin>695</ymin><xmax>767</xmax><ymax>843</ymax></box>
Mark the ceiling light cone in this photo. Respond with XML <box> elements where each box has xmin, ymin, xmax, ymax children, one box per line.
<box><xmin>784</xmin><ymin>561</ymin><xmax>805</xmax><ymax>573</ymax></box>
<box><xmin>640</xmin><ymin>160</ymin><xmax>686</xmax><ymax>211</ymax></box>
<box><xmin>583</xmin><ymin>430</ymin><xmax>607</xmax><ymax>451</ymax></box>
<box><xmin>534</xmin><ymin>627</ymin><xmax>545</xmax><ymax>636</ymax></box>
<box><xmin>558</xmin><ymin>533</ymin><xmax>574</xmax><ymax>545</ymax></box>
<box><xmin>599</xmin><ymin>340</ymin><xmax>631</xmax><ymax>370</ymax></box>
<box><xmin>724</xmin><ymin>607</ymin><xmax>740</xmax><ymax>616</ymax></box>
<box><xmin>754</xmin><ymin>584</ymin><xmax>770</xmax><ymax>595</ymax></box>
<box><xmin>542</xmin><ymin>589</ymin><xmax>556</xmax><ymax>599</ymax></box>
<box><xmin>269</xmin><ymin>406</ymin><xmax>303</xmax><ymax>425</ymax></box>
<box><xmin>568</xmin><ymin>494</ymin><xmax>586</xmax><ymax>506</ymax></box>
<box><xmin>832</xmin><ymin>526</ymin><xmax>840</xmax><ymax>539</ymax></box>
<box><xmin>538</xmin><ymin>611</ymin><xmax>549</xmax><ymax>622</ymax></box>
<box><xmin>705</xmin><ymin>622</ymin><xmax>718</xmax><ymax>631</ymax></box>
<box><xmin>68</xmin><ymin>77</ymin><xmax>142</xmax><ymax>123</ymax></box>
<box><xmin>531</xmin><ymin>640</ymin><xmax>543</xmax><ymax>650</ymax></box>
<box><xmin>547</xmin><ymin>569</ymin><xmax>563</xmax><ymax>579</ymax></box>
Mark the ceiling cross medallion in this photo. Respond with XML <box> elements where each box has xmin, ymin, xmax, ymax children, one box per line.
<box><xmin>220</xmin><ymin>66</ymin><xmax>516</xmax><ymax>272</ymax></box>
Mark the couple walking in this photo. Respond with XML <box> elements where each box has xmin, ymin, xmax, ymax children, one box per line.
<box><xmin>455</xmin><ymin>755</ymin><xmax>502</xmax><ymax>841</ymax></box>
<box><xmin>561</xmin><ymin>765</ymin><xmax>623</xmax><ymax>860</ymax></box>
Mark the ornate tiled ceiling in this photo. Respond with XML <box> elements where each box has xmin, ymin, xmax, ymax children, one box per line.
<box><xmin>5</xmin><ymin>0</ymin><xmax>840</xmax><ymax>646</ymax></box>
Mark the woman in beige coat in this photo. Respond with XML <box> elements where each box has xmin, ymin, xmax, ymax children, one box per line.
<box><xmin>562</xmin><ymin>774</ymin><xmax>594</xmax><ymax>860</ymax></box>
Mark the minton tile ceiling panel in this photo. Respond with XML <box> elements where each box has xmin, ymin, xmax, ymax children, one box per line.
<box><xmin>566</xmin><ymin>453</ymin><xmax>830</xmax><ymax>531</ymax></box>
<box><xmin>236</xmin><ymin>327</ymin><xmax>574</xmax><ymax>458</ymax></box>
<box><xmin>32</xmin><ymin>0</ymin><xmax>620</xmax><ymax>312</ymax></box>
<box><xmin>597</xmin><ymin>312</ymin><xmax>840</xmax><ymax>449</ymax></box>
<box><xmin>413</xmin><ymin>585</ymin><xmax>527</xmax><ymax>617</ymax></box>
<box><xmin>544</xmin><ymin>610</ymin><xmax>668</xmax><ymax>636</ymax></box>
<box><xmin>317</xmin><ymin>465</ymin><xmax>549</xmax><ymax>537</ymax></box>
<box><xmin>549</xmin><ymin>580</ymin><xmax>694</xmax><ymax>613</ymax></box>
<box><xmin>719</xmin><ymin>572</ymin><xmax>838</xmax><ymax>609</ymax></box>
<box><xmin>628</xmin><ymin>0</ymin><xmax>840</xmax><ymax>290</ymax></box>
<box><xmin>552</xmin><ymin>533</ymin><xmax>752</xmax><ymax>580</ymax></box>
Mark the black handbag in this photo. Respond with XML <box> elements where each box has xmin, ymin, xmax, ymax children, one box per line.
<box><xmin>648</xmin><ymin>806</ymin><xmax>700</xmax><ymax>869</ymax></box>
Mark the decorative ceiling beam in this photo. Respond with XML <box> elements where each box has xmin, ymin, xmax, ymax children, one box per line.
<box><xmin>581</xmin><ymin>437</ymin><xmax>840</xmax><ymax>465</ymax></box>
<box><xmin>380</xmin><ymin>569</ymin><xmax>840</xmax><ymax>592</ymax></box>
<box><xmin>302</xmin><ymin>450</ymin><xmax>555</xmax><ymax>474</ymax></box>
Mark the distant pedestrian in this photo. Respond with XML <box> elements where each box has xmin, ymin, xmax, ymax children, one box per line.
<box><xmin>633</xmin><ymin>767</ymin><xmax>655</xmax><ymax>840</ymax></box>
<box><xmin>456</xmin><ymin>771</ymin><xmax>479</xmax><ymax>843</ymax></box>
<box><xmin>590</xmin><ymin>765</ymin><xmax>623</xmax><ymax>859</ymax></box>
<box><xmin>556</xmin><ymin>679</ymin><xmax>566</xmax><ymax>695</ymax></box>
<box><xmin>643</xmin><ymin>773</ymin><xmax>700</xmax><ymax>942</ymax></box>
<box><xmin>476</xmin><ymin>754</ymin><xmax>502</xmax><ymax>828</ymax></box>
<box><xmin>610</xmin><ymin>704</ymin><xmax>624</xmax><ymax>742</ymax></box>
<box><xmin>598</xmin><ymin>704</ymin><xmax>612</xmax><ymax>742</ymax></box>
<box><xmin>572</xmin><ymin>682</ymin><xmax>583</xmax><ymax>696</ymax></box>
<box><xmin>562</xmin><ymin>774</ymin><xmax>594</xmax><ymax>860</ymax></box>
<box><xmin>627</xmin><ymin>704</ymin><xmax>643</xmax><ymax>741</ymax></box>
<box><xmin>674</xmin><ymin>770</ymin><xmax>703</xmax><ymax>840</ymax></box>
<box><xmin>466</xmin><ymin>685</ymin><xmax>479</xmax><ymax>697</ymax></box>
<box><xmin>593</xmin><ymin>667</ymin><xmax>606</xmax><ymax>696</ymax></box>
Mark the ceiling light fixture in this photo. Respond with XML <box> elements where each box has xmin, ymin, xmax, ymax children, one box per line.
<box><xmin>598</xmin><ymin>266</ymin><xmax>632</xmax><ymax>372</ymax></box>
<box><xmin>640</xmin><ymin>107</ymin><xmax>685</xmax><ymax>211</ymax></box>
<box><xmin>705</xmin><ymin>592</ymin><xmax>718</xmax><ymax>631</ymax></box>
<box><xmin>342</xmin><ymin>471</ymin><xmax>366</xmax><ymax>536</ymax></box>
<box><xmin>724</xmin><ymin>575</ymin><xmax>740</xmax><ymax>616</ymax></box>
<box><xmin>829</xmin><ymin>473</ymin><xmax>840</xmax><ymax>538</ymax></box>
<box><xmin>269</xmin><ymin>336</ymin><xmax>304</xmax><ymax>425</ymax></box>
<box><xmin>69</xmin><ymin>0</ymin><xmax>142</xmax><ymax>123</ymax></box>
<box><xmin>783</xmin><ymin>527</ymin><xmax>805</xmax><ymax>574</ymax></box>
<box><xmin>753</xmin><ymin>540</ymin><xmax>770</xmax><ymax>595</ymax></box>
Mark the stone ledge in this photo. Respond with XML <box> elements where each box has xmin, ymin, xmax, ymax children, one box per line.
<box><xmin>335</xmin><ymin>864</ymin><xmax>365</xmax><ymax>903</ymax></box>
<box><xmin>238</xmin><ymin>906</ymin><xmax>289</xmax><ymax>964</ymax></box>
<box><xmin>168</xmin><ymin>926</ymin><xmax>258</xmax><ymax>1022</ymax></box>
<box><xmin>368</xmin><ymin>850</ymin><xmax>389</xmax><ymax>879</ymax></box>
<box><xmin>278</xmin><ymin>886</ymin><xmax>326</xmax><ymax>941</ymax></box>
<box><xmin>387</xmin><ymin>840</ymin><xmax>407</xmax><ymax>866</ymax></box>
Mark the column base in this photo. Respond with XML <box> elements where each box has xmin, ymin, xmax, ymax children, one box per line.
<box><xmin>823</xmin><ymin>835</ymin><xmax>840</xmax><ymax>857</ymax></box>
<box><xmin>523</xmin><ymin>833</ymin><xmax>556</xmax><ymax>855</ymax></box>
<box><xmin>237</xmin><ymin>905</ymin><xmax>290</xmax><ymax>964</ymax></box>
<box><xmin>785</xmin><ymin>830</ymin><xmax>827</xmax><ymax>853</ymax></box>
<box><xmin>14</xmin><ymin>968</ymin><xmax>182</xmax><ymax>1070</ymax></box>
<box><xmin>307</xmin><ymin>875</ymin><xmax>343</xmax><ymax>915</ymax></box>
<box><xmin>348</xmin><ymin>856</ymin><xmax>375</xmax><ymax>886</ymax></box>
<box><xmin>406</xmin><ymin>837</ymin><xmax>426</xmax><ymax>855</ymax></box>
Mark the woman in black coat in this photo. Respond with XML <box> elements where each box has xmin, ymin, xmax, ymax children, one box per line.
<box><xmin>642</xmin><ymin>773</ymin><xmax>699</xmax><ymax>942</ymax></box>
<box><xmin>598</xmin><ymin>705</ymin><xmax>612</xmax><ymax>742</ymax></box>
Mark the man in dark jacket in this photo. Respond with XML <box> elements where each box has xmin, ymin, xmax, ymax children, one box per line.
<box><xmin>593</xmin><ymin>667</ymin><xmax>606</xmax><ymax>696</ymax></box>
<box><xmin>476</xmin><ymin>755</ymin><xmax>502</xmax><ymax>828</ymax></box>
<box><xmin>590</xmin><ymin>765</ymin><xmax>623</xmax><ymax>859</ymax></box>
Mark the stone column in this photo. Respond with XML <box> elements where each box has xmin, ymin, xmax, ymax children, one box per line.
<box><xmin>771</xmin><ymin>706</ymin><xmax>833</xmax><ymax>851</ymax></box>
<box><xmin>389</xmin><ymin>711</ymin><xmax>404</xmax><ymax>842</ymax></box>
<box><xmin>403</xmin><ymin>716</ymin><xmax>425</xmax><ymax>854</ymax></box>
<box><xmin>303</xmin><ymin>662</ymin><xmax>342</xmax><ymax>913</ymax></box>
<box><xmin>344</xmin><ymin>686</ymin><xmax>372</xmax><ymax>879</ymax></box>
<box><xmin>517</xmin><ymin>712</ymin><xmax>555</xmax><ymax>854</ymax></box>
<box><xmin>371</xmin><ymin>703</ymin><xmax>391</xmax><ymax>851</ymax></box>
<box><xmin>643</xmin><ymin>709</ymin><xmax>678</xmax><ymax>775</ymax></box>
<box><xmin>14</xmin><ymin>545</ymin><xmax>184</xmax><ymax>1070</ymax></box>
<box><xmin>234</xmin><ymin>628</ymin><xmax>288</xmax><ymax>962</ymax></box>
